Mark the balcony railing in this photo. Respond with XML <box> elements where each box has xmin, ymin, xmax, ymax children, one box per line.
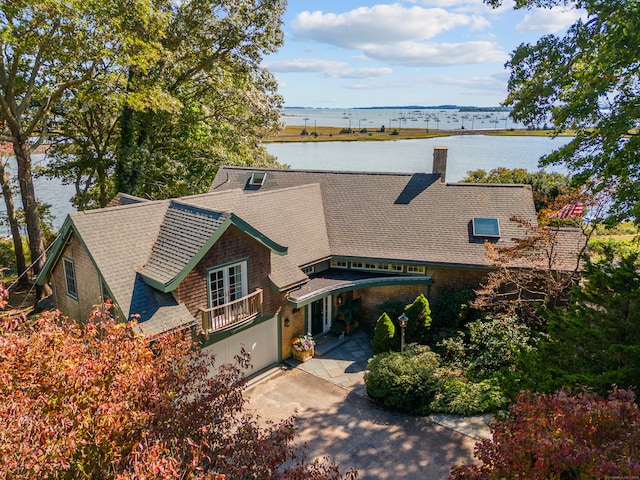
<box><xmin>199</xmin><ymin>288</ymin><xmax>263</xmax><ymax>339</ymax></box>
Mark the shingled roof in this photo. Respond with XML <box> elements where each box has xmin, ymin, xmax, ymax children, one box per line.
<box><xmin>210</xmin><ymin>167</ymin><xmax>540</xmax><ymax>268</ymax></box>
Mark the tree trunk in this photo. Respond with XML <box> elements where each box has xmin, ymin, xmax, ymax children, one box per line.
<box><xmin>0</xmin><ymin>160</ymin><xmax>28</xmax><ymax>287</ymax></box>
<box><xmin>12</xmin><ymin>140</ymin><xmax>52</xmax><ymax>300</ymax></box>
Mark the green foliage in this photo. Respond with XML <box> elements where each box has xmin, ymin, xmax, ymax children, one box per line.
<box><xmin>487</xmin><ymin>0</ymin><xmax>640</xmax><ymax>222</ymax></box>
<box><xmin>516</xmin><ymin>244</ymin><xmax>640</xmax><ymax>396</ymax></box>
<box><xmin>466</xmin><ymin>315</ymin><xmax>536</xmax><ymax>379</ymax></box>
<box><xmin>404</xmin><ymin>294</ymin><xmax>432</xmax><ymax>344</ymax></box>
<box><xmin>431</xmin><ymin>287</ymin><xmax>477</xmax><ymax>332</ymax></box>
<box><xmin>429</xmin><ymin>375</ymin><xmax>508</xmax><ymax>416</ymax></box>
<box><xmin>372</xmin><ymin>313</ymin><xmax>395</xmax><ymax>354</ymax></box>
<box><xmin>461</xmin><ymin>167</ymin><xmax>570</xmax><ymax>211</ymax></box>
<box><xmin>0</xmin><ymin>239</ymin><xmax>15</xmax><ymax>277</ymax></box>
<box><xmin>365</xmin><ymin>345</ymin><xmax>441</xmax><ymax>414</ymax></box>
<box><xmin>451</xmin><ymin>388</ymin><xmax>640</xmax><ymax>479</ymax></box>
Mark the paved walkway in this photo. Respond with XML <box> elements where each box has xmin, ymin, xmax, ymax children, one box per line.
<box><xmin>283</xmin><ymin>328</ymin><xmax>492</xmax><ymax>440</ymax></box>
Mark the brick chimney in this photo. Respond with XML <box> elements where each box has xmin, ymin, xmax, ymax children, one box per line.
<box><xmin>432</xmin><ymin>146</ymin><xmax>448</xmax><ymax>183</ymax></box>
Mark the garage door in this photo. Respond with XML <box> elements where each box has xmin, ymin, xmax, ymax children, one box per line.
<box><xmin>202</xmin><ymin>316</ymin><xmax>279</xmax><ymax>375</ymax></box>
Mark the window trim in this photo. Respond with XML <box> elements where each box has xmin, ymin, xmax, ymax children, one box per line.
<box><xmin>206</xmin><ymin>259</ymin><xmax>249</xmax><ymax>308</ymax></box>
<box><xmin>63</xmin><ymin>257</ymin><xmax>78</xmax><ymax>300</ymax></box>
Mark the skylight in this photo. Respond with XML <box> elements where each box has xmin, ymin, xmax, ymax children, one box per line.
<box><xmin>249</xmin><ymin>171</ymin><xmax>266</xmax><ymax>186</ymax></box>
<box><xmin>472</xmin><ymin>217</ymin><xmax>500</xmax><ymax>238</ymax></box>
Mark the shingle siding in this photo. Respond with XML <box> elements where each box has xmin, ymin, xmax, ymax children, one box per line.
<box><xmin>51</xmin><ymin>233</ymin><xmax>103</xmax><ymax>321</ymax></box>
<box><xmin>175</xmin><ymin>225</ymin><xmax>275</xmax><ymax>319</ymax></box>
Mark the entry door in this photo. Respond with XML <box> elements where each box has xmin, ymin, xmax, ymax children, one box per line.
<box><xmin>310</xmin><ymin>299</ymin><xmax>324</xmax><ymax>335</ymax></box>
<box><xmin>309</xmin><ymin>297</ymin><xmax>332</xmax><ymax>336</ymax></box>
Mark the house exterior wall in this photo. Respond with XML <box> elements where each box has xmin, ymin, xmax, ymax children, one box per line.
<box><xmin>50</xmin><ymin>233</ymin><xmax>103</xmax><ymax>321</ymax></box>
<box><xmin>426</xmin><ymin>265</ymin><xmax>488</xmax><ymax>299</ymax></box>
<box><xmin>279</xmin><ymin>299</ymin><xmax>307</xmax><ymax>360</ymax></box>
<box><xmin>355</xmin><ymin>284</ymin><xmax>429</xmax><ymax>324</ymax></box>
<box><xmin>175</xmin><ymin>224</ymin><xmax>277</xmax><ymax>321</ymax></box>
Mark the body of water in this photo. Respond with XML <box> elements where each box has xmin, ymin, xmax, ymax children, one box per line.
<box><xmin>280</xmin><ymin>106</ymin><xmax>532</xmax><ymax>131</ymax></box>
<box><xmin>1</xmin><ymin>108</ymin><xmax>570</xmax><ymax>235</ymax></box>
<box><xmin>265</xmin><ymin>134</ymin><xmax>571</xmax><ymax>182</ymax></box>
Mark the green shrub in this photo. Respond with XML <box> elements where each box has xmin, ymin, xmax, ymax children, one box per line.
<box><xmin>0</xmin><ymin>239</ymin><xmax>15</xmax><ymax>276</ymax></box>
<box><xmin>372</xmin><ymin>313</ymin><xmax>395</xmax><ymax>354</ymax></box>
<box><xmin>431</xmin><ymin>287</ymin><xmax>477</xmax><ymax>331</ymax></box>
<box><xmin>429</xmin><ymin>374</ymin><xmax>508</xmax><ymax>415</ymax></box>
<box><xmin>404</xmin><ymin>294</ymin><xmax>432</xmax><ymax>344</ymax></box>
<box><xmin>467</xmin><ymin>315</ymin><xmax>536</xmax><ymax>379</ymax></box>
<box><xmin>364</xmin><ymin>344</ymin><xmax>441</xmax><ymax>414</ymax></box>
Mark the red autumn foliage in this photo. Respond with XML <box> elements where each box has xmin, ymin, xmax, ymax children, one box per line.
<box><xmin>0</xmin><ymin>303</ymin><xmax>356</xmax><ymax>479</ymax></box>
<box><xmin>450</xmin><ymin>388</ymin><xmax>640</xmax><ymax>479</ymax></box>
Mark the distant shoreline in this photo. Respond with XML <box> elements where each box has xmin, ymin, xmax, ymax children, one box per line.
<box><xmin>263</xmin><ymin>126</ymin><xmax>567</xmax><ymax>144</ymax></box>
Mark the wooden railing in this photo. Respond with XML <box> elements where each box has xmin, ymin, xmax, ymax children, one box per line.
<box><xmin>199</xmin><ymin>288</ymin><xmax>263</xmax><ymax>339</ymax></box>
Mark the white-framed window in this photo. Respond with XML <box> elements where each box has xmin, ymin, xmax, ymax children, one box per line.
<box><xmin>407</xmin><ymin>265</ymin><xmax>426</xmax><ymax>274</ymax></box>
<box><xmin>302</xmin><ymin>265</ymin><xmax>315</xmax><ymax>275</ymax></box>
<box><xmin>331</xmin><ymin>259</ymin><xmax>348</xmax><ymax>268</ymax></box>
<box><xmin>208</xmin><ymin>260</ymin><xmax>248</xmax><ymax>307</ymax></box>
<box><xmin>63</xmin><ymin>258</ymin><xmax>78</xmax><ymax>300</ymax></box>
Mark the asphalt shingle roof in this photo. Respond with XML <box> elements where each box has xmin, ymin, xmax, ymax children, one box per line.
<box><xmin>210</xmin><ymin>167</ymin><xmax>539</xmax><ymax>267</ymax></box>
<box><xmin>141</xmin><ymin>201</ymin><xmax>229</xmax><ymax>287</ymax></box>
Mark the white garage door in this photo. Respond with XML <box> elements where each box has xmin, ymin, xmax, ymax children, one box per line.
<box><xmin>202</xmin><ymin>316</ymin><xmax>279</xmax><ymax>375</ymax></box>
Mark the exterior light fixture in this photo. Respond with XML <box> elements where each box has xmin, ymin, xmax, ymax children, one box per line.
<box><xmin>337</xmin><ymin>294</ymin><xmax>343</xmax><ymax>305</ymax></box>
<box><xmin>398</xmin><ymin>313</ymin><xmax>408</xmax><ymax>353</ymax></box>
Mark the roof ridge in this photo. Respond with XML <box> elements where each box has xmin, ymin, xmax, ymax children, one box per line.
<box><xmin>219</xmin><ymin>165</ymin><xmax>420</xmax><ymax>177</ymax></box>
<box><xmin>73</xmin><ymin>198</ymin><xmax>170</xmax><ymax>215</ymax></box>
<box><xmin>447</xmin><ymin>182</ymin><xmax>531</xmax><ymax>189</ymax></box>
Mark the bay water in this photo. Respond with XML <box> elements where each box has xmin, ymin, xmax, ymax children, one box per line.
<box><xmin>1</xmin><ymin>112</ymin><xmax>570</xmax><ymax>235</ymax></box>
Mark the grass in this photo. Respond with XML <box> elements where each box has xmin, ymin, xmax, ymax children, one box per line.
<box><xmin>263</xmin><ymin>125</ymin><xmax>573</xmax><ymax>143</ymax></box>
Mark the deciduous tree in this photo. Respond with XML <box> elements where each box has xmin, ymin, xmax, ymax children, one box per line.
<box><xmin>450</xmin><ymin>388</ymin><xmax>640</xmax><ymax>479</ymax></box>
<box><xmin>0</xmin><ymin>0</ymin><xmax>166</xmax><ymax>298</ymax></box>
<box><xmin>0</xmin><ymin>303</ymin><xmax>356</xmax><ymax>479</ymax></box>
<box><xmin>485</xmin><ymin>0</ymin><xmax>640</xmax><ymax>222</ymax></box>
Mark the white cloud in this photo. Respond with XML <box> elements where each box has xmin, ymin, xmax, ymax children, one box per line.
<box><xmin>364</xmin><ymin>41</ymin><xmax>507</xmax><ymax>66</ymax></box>
<box><xmin>265</xmin><ymin>59</ymin><xmax>347</xmax><ymax>73</ymax></box>
<box><xmin>266</xmin><ymin>59</ymin><xmax>392</xmax><ymax>79</ymax></box>
<box><xmin>292</xmin><ymin>4</ymin><xmax>489</xmax><ymax>48</ymax></box>
<box><xmin>515</xmin><ymin>7</ymin><xmax>584</xmax><ymax>33</ymax></box>
<box><xmin>329</xmin><ymin>68</ymin><xmax>394</xmax><ymax>79</ymax></box>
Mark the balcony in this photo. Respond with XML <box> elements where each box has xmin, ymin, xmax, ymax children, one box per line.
<box><xmin>199</xmin><ymin>288</ymin><xmax>263</xmax><ymax>339</ymax></box>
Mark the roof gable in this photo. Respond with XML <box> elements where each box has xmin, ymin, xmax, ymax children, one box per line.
<box><xmin>140</xmin><ymin>200</ymin><xmax>287</xmax><ymax>293</ymax></box>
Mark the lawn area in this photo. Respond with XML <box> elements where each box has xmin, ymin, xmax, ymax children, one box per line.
<box><xmin>263</xmin><ymin>125</ymin><xmax>570</xmax><ymax>143</ymax></box>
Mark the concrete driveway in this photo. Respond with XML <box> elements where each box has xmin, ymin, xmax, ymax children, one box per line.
<box><xmin>245</xmin><ymin>366</ymin><xmax>480</xmax><ymax>479</ymax></box>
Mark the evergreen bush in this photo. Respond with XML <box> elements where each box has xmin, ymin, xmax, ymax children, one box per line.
<box><xmin>364</xmin><ymin>344</ymin><xmax>441</xmax><ymax>414</ymax></box>
<box><xmin>372</xmin><ymin>312</ymin><xmax>395</xmax><ymax>354</ymax></box>
<box><xmin>404</xmin><ymin>294</ymin><xmax>432</xmax><ymax>344</ymax></box>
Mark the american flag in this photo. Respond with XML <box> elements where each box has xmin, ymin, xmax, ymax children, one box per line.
<box><xmin>554</xmin><ymin>203</ymin><xmax>585</xmax><ymax>218</ymax></box>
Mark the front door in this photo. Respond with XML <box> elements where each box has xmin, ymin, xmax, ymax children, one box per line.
<box><xmin>310</xmin><ymin>299</ymin><xmax>324</xmax><ymax>336</ymax></box>
<box><xmin>309</xmin><ymin>297</ymin><xmax>332</xmax><ymax>336</ymax></box>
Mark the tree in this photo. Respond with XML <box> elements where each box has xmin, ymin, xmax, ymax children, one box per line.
<box><xmin>484</xmin><ymin>0</ymin><xmax>640</xmax><ymax>222</ymax></box>
<box><xmin>450</xmin><ymin>388</ymin><xmax>640</xmax><ymax>479</ymax></box>
<box><xmin>0</xmin><ymin>0</ymin><xmax>166</xmax><ymax>298</ymax></box>
<box><xmin>516</xmin><ymin>243</ymin><xmax>640</xmax><ymax>396</ymax></box>
<box><xmin>0</xmin><ymin>153</ymin><xmax>27</xmax><ymax>286</ymax></box>
<box><xmin>372</xmin><ymin>312</ymin><xmax>395</xmax><ymax>354</ymax></box>
<box><xmin>0</xmin><ymin>303</ymin><xmax>356</xmax><ymax>479</ymax></box>
<box><xmin>473</xmin><ymin>217</ymin><xmax>585</xmax><ymax>328</ymax></box>
<box><xmin>404</xmin><ymin>294</ymin><xmax>433</xmax><ymax>344</ymax></box>
<box><xmin>113</xmin><ymin>0</ymin><xmax>286</xmax><ymax>200</ymax></box>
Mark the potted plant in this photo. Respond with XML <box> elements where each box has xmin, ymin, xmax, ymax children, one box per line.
<box><xmin>292</xmin><ymin>333</ymin><xmax>315</xmax><ymax>362</ymax></box>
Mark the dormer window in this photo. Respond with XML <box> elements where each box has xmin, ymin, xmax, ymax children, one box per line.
<box><xmin>249</xmin><ymin>171</ymin><xmax>266</xmax><ymax>186</ymax></box>
<box><xmin>472</xmin><ymin>217</ymin><xmax>500</xmax><ymax>238</ymax></box>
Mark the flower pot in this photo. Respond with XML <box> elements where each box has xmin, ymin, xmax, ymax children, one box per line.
<box><xmin>292</xmin><ymin>347</ymin><xmax>314</xmax><ymax>362</ymax></box>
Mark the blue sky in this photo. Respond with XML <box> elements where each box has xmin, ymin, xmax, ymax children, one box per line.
<box><xmin>264</xmin><ymin>1</ymin><xmax>583</xmax><ymax>108</ymax></box>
